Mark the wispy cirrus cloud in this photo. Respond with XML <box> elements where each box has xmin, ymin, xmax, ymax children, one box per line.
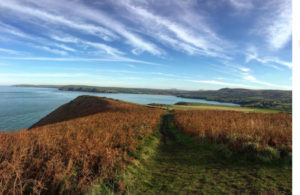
<box><xmin>252</xmin><ymin>0</ymin><xmax>292</xmax><ymax>50</ymax></box>
<box><xmin>221</xmin><ymin>61</ymin><xmax>251</xmax><ymax>72</ymax></box>
<box><xmin>0</xmin><ymin>73</ymin><xmax>88</xmax><ymax>77</ymax></box>
<box><xmin>93</xmin><ymin>69</ymin><xmax>188</xmax><ymax>78</ymax></box>
<box><xmin>245</xmin><ymin>46</ymin><xmax>292</xmax><ymax>68</ymax></box>
<box><xmin>33</xmin><ymin>46</ymin><xmax>68</xmax><ymax>56</ymax></box>
<box><xmin>0</xmin><ymin>57</ymin><xmax>164</xmax><ymax>67</ymax></box>
<box><xmin>228</xmin><ymin>0</ymin><xmax>253</xmax><ymax>10</ymax></box>
<box><xmin>51</xmin><ymin>35</ymin><xmax>79</xmax><ymax>43</ymax></box>
<box><xmin>0</xmin><ymin>0</ymin><xmax>165</xmax><ymax>56</ymax></box>
<box><xmin>126</xmin><ymin>64</ymin><xmax>136</xmax><ymax>68</ymax></box>
<box><xmin>211</xmin><ymin>61</ymin><xmax>291</xmax><ymax>90</ymax></box>
<box><xmin>116</xmin><ymin>0</ymin><xmax>231</xmax><ymax>59</ymax></box>
<box><xmin>0</xmin><ymin>24</ymin><xmax>80</xmax><ymax>55</ymax></box>
<box><xmin>188</xmin><ymin>79</ymin><xmax>258</xmax><ymax>88</ymax></box>
<box><xmin>265</xmin><ymin>0</ymin><xmax>292</xmax><ymax>50</ymax></box>
<box><xmin>240</xmin><ymin>68</ymin><xmax>250</xmax><ymax>72</ymax></box>
<box><xmin>23</xmin><ymin>0</ymin><xmax>164</xmax><ymax>56</ymax></box>
<box><xmin>0</xmin><ymin>48</ymin><xmax>24</xmax><ymax>55</ymax></box>
<box><xmin>50</xmin><ymin>35</ymin><xmax>125</xmax><ymax>57</ymax></box>
<box><xmin>0</xmin><ymin>1</ymin><xmax>118</xmax><ymax>41</ymax></box>
<box><xmin>48</xmin><ymin>67</ymin><xmax>189</xmax><ymax>79</ymax></box>
<box><xmin>242</xmin><ymin>74</ymin><xmax>292</xmax><ymax>89</ymax></box>
<box><xmin>0</xmin><ymin>22</ymin><xmax>32</xmax><ymax>39</ymax></box>
<box><xmin>54</xmin><ymin>44</ymin><xmax>77</xmax><ymax>52</ymax></box>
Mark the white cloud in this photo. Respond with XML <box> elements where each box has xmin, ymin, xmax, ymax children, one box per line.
<box><xmin>267</xmin><ymin>1</ymin><xmax>292</xmax><ymax>50</ymax></box>
<box><xmin>211</xmin><ymin>61</ymin><xmax>291</xmax><ymax>90</ymax></box>
<box><xmin>239</xmin><ymin>68</ymin><xmax>250</xmax><ymax>72</ymax></box>
<box><xmin>88</xmin><ymin>69</ymin><xmax>187</xmax><ymax>78</ymax></box>
<box><xmin>0</xmin><ymin>0</ymin><xmax>118</xmax><ymax>41</ymax></box>
<box><xmin>220</xmin><ymin>61</ymin><xmax>252</xmax><ymax>73</ymax></box>
<box><xmin>127</xmin><ymin>64</ymin><xmax>136</xmax><ymax>68</ymax></box>
<box><xmin>35</xmin><ymin>0</ymin><xmax>164</xmax><ymax>56</ymax></box>
<box><xmin>151</xmin><ymin>72</ymin><xmax>188</xmax><ymax>78</ymax></box>
<box><xmin>0</xmin><ymin>57</ymin><xmax>163</xmax><ymax>66</ymax></box>
<box><xmin>252</xmin><ymin>0</ymin><xmax>292</xmax><ymax>50</ymax></box>
<box><xmin>0</xmin><ymin>48</ymin><xmax>23</xmax><ymax>55</ymax></box>
<box><xmin>57</xmin><ymin>68</ymin><xmax>189</xmax><ymax>79</ymax></box>
<box><xmin>188</xmin><ymin>79</ymin><xmax>258</xmax><ymax>88</ymax></box>
<box><xmin>242</xmin><ymin>74</ymin><xmax>291</xmax><ymax>89</ymax></box>
<box><xmin>115</xmin><ymin>1</ymin><xmax>231</xmax><ymax>58</ymax></box>
<box><xmin>54</xmin><ymin>44</ymin><xmax>77</xmax><ymax>52</ymax></box>
<box><xmin>50</xmin><ymin>35</ymin><xmax>125</xmax><ymax>57</ymax></box>
<box><xmin>84</xmin><ymin>42</ymin><xmax>124</xmax><ymax>57</ymax></box>
<box><xmin>228</xmin><ymin>0</ymin><xmax>253</xmax><ymax>10</ymax></box>
<box><xmin>215</xmin><ymin>77</ymin><xmax>229</xmax><ymax>80</ymax></box>
<box><xmin>124</xmin><ymin>77</ymin><xmax>142</xmax><ymax>80</ymax></box>
<box><xmin>0</xmin><ymin>0</ymin><xmax>166</xmax><ymax>56</ymax></box>
<box><xmin>34</xmin><ymin>46</ymin><xmax>68</xmax><ymax>56</ymax></box>
<box><xmin>264</xmin><ymin>64</ymin><xmax>284</xmax><ymax>71</ymax></box>
<box><xmin>51</xmin><ymin>35</ymin><xmax>79</xmax><ymax>43</ymax></box>
<box><xmin>0</xmin><ymin>22</ymin><xmax>32</xmax><ymax>39</ymax></box>
<box><xmin>0</xmin><ymin>73</ymin><xmax>88</xmax><ymax>77</ymax></box>
<box><xmin>245</xmin><ymin>46</ymin><xmax>292</xmax><ymax>68</ymax></box>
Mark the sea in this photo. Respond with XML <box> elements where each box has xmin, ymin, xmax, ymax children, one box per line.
<box><xmin>0</xmin><ymin>86</ymin><xmax>239</xmax><ymax>131</ymax></box>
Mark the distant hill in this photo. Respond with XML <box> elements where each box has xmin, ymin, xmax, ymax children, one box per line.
<box><xmin>29</xmin><ymin>95</ymin><xmax>111</xmax><ymax>129</ymax></box>
<box><xmin>176</xmin><ymin>88</ymin><xmax>292</xmax><ymax>113</ymax></box>
<box><xmin>14</xmin><ymin>85</ymin><xmax>292</xmax><ymax>113</ymax></box>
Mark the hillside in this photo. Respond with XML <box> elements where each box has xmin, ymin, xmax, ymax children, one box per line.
<box><xmin>29</xmin><ymin>95</ymin><xmax>111</xmax><ymax>129</ymax></box>
<box><xmin>0</xmin><ymin>95</ymin><xmax>292</xmax><ymax>194</ymax></box>
<box><xmin>0</xmin><ymin>95</ymin><xmax>165</xmax><ymax>194</ymax></box>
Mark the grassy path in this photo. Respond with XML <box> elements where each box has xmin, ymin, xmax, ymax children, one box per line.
<box><xmin>123</xmin><ymin>113</ymin><xmax>292</xmax><ymax>194</ymax></box>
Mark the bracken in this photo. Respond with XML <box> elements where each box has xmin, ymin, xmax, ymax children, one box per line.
<box><xmin>0</xmin><ymin>96</ymin><xmax>165</xmax><ymax>194</ymax></box>
<box><xmin>173</xmin><ymin>110</ymin><xmax>292</xmax><ymax>154</ymax></box>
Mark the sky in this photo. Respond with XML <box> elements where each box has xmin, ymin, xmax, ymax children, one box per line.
<box><xmin>0</xmin><ymin>0</ymin><xmax>292</xmax><ymax>90</ymax></box>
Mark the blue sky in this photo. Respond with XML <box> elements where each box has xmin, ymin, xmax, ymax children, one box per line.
<box><xmin>0</xmin><ymin>0</ymin><xmax>292</xmax><ymax>90</ymax></box>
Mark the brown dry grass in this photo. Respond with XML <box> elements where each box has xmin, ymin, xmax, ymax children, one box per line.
<box><xmin>173</xmin><ymin>110</ymin><xmax>292</xmax><ymax>153</ymax></box>
<box><xmin>0</xmin><ymin>96</ymin><xmax>165</xmax><ymax>194</ymax></box>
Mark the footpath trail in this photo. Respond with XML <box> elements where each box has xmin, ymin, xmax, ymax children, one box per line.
<box><xmin>125</xmin><ymin>113</ymin><xmax>291</xmax><ymax>195</ymax></box>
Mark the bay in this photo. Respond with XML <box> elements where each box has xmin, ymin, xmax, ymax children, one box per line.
<box><xmin>0</xmin><ymin>86</ymin><xmax>239</xmax><ymax>131</ymax></box>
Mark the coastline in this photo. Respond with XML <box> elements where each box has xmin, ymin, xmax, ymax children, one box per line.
<box><xmin>12</xmin><ymin>85</ymin><xmax>241</xmax><ymax>107</ymax></box>
<box><xmin>11</xmin><ymin>85</ymin><xmax>292</xmax><ymax>113</ymax></box>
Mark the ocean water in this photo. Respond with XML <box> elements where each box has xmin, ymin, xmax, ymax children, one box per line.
<box><xmin>0</xmin><ymin>86</ymin><xmax>239</xmax><ymax>131</ymax></box>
